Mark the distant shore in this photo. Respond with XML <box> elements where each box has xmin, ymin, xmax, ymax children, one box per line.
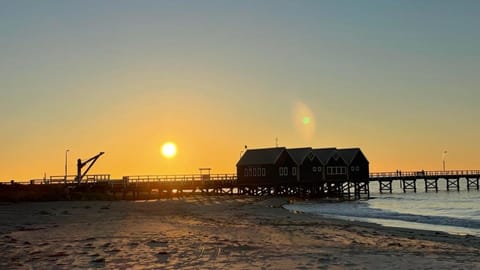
<box><xmin>1</xmin><ymin>196</ymin><xmax>479</xmax><ymax>269</ymax></box>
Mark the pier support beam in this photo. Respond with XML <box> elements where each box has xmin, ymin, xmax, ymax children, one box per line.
<box><xmin>378</xmin><ymin>180</ymin><xmax>392</xmax><ymax>193</ymax></box>
<box><xmin>467</xmin><ymin>177</ymin><xmax>479</xmax><ymax>191</ymax></box>
<box><xmin>401</xmin><ymin>179</ymin><xmax>416</xmax><ymax>193</ymax></box>
<box><xmin>424</xmin><ymin>178</ymin><xmax>438</xmax><ymax>192</ymax></box>
<box><xmin>354</xmin><ymin>181</ymin><xmax>369</xmax><ymax>199</ymax></box>
<box><xmin>446</xmin><ymin>178</ymin><xmax>460</xmax><ymax>191</ymax></box>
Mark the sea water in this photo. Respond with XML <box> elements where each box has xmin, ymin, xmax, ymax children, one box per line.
<box><xmin>284</xmin><ymin>180</ymin><xmax>480</xmax><ymax>236</ymax></box>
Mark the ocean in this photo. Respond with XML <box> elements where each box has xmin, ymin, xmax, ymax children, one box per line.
<box><xmin>284</xmin><ymin>180</ymin><xmax>480</xmax><ymax>236</ymax></box>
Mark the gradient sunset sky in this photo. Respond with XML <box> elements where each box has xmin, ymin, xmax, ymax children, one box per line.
<box><xmin>1</xmin><ymin>1</ymin><xmax>479</xmax><ymax>180</ymax></box>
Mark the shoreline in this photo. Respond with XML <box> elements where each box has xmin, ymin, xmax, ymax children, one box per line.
<box><xmin>284</xmin><ymin>198</ymin><xmax>480</xmax><ymax>239</ymax></box>
<box><xmin>1</xmin><ymin>196</ymin><xmax>480</xmax><ymax>269</ymax></box>
<box><xmin>280</xmin><ymin>197</ymin><xmax>480</xmax><ymax>249</ymax></box>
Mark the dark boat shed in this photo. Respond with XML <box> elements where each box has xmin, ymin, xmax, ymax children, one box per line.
<box><xmin>236</xmin><ymin>147</ymin><xmax>297</xmax><ymax>184</ymax></box>
<box><xmin>237</xmin><ymin>146</ymin><xmax>369</xmax><ymax>184</ymax></box>
<box><xmin>322</xmin><ymin>150</ymin><xmax>349</xmax><ymax>182</ymax></box>
<box><xmin>287</xmin><ymin>147</ymin><xmax>323</xmax><ymax>183</ymax></box>
<box><xmin>337</xmin><ymin>148</ymin><xmax>370</xmax><ymax>181</ymax></box>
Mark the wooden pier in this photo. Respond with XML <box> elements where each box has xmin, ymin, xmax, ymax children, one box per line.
<box><xmin>0</xmin><ymin>173</ymin><xmax>369</xmax><ymax>201</ymax></box>
<box><xmin>1</xmin><ymin>170</ymin><xmax>480</xmax><ymax>201</ymax></box>
<box><xmin>370</xmin><ymin>170</ymin><xmax>480</xmax><ymax>193</ymax></box>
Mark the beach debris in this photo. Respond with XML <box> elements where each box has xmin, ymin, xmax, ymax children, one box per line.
<box><xmin>91</xmin><ymin>257</ymin><xmax>106</xmax><ymax>263</ymax></box>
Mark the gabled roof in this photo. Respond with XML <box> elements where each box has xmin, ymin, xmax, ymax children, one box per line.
<box><xmin>337</xmin><ymin>148</ymin><xmax>369</xmax><ymax>164</ymax></box>
<box><xmin>237</xmin><ymin>147</ymin><xmax>286</xmax><ymax>166</ymax></box>
<box><xmin>286</xmin><ymin>147</ymin><xmax>313</xmax><ymax>165</ymax></box>
<box><xmin>337</xmin><ymin>148</ymin><xmax>360</xmax><ymax>165</ymax></box>
<box><xmin>312</xmin><ymin>148</ymin><xmax>337</xmax><ymax>164</ymax></box>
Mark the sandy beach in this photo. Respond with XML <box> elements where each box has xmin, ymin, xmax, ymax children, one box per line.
<box><xmin>1</xmin><ymin>196</ymin><xmax>479</xmax><ymax>269</ymax></box>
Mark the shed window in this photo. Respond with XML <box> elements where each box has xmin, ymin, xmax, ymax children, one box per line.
<box><xmin>292</xmin><ymin>167</ymin><xmax>297</xmax><ymax>176</ymax></box>
<box><xmin>244</xmin><ymin>168</ymin><xmax>248</xmax><ymax>176</ymax></box>
<box><xmin>327</xmin><ymin>166</ymin><xmax>347</xmax><ymax>175</ymax></box>
<box><xmin>313</xmin><ymin>167</ymin><xmax>317</xmax><ymax>172</ymax></box>
<box><xmin>262</xmin><ymin>168</ymin><xmax>266</xmax><ymax>176</ymax></box>
<box><xmin>351</xmin><ymin>167</ymin><xmax>355</xmax><ymax>172</ymax></box>
<box><xmin>279</xmin><ymin>167</ymin><xmax>289</xmax><ymax>176</ymax></box>
<box><xmin>248</xmin><ymin>168</ymin><xmax>252</xmax><ymax>177</ymax></box>
<box><xmin>356</xmin><ymin>166</ymin><xmax>360</xmax><ymax>172</ymax></box>
<box><xmin>318</xmin><ymin>166</ymin><xmax>322</xmax><ymax>172</ymax></box>
<box><xmin>253</xmin><ymin>168</ymin><xmax>257</xmax><ymax>176</ymax></box>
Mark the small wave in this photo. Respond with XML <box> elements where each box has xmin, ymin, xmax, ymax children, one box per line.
<box><xmin>370</xmin><ymin>195</ymin><xmax>431</xmax><ymax>202</ymax></box>
<box><xmin>285</xmin><ymin>202</ymin><xmax>480</xmax><ymax>230</ymax></box>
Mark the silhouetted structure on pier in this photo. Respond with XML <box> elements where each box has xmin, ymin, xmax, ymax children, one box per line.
<box><xmin>236</xmin><ymin>147</ymin><xmax>370</xmax><ymax>199</ymax></box>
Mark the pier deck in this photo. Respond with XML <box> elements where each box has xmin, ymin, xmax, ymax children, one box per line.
<box><xmin>1</xmin><ymin>170</ymin><xmax>479</xmax><ymax>201</ymax></box>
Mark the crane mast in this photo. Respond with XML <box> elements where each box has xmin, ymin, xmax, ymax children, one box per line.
<box><xmin>76</xmin><ymin>152</ymin><xmax>104</xmax><ymax>184</ymax></box>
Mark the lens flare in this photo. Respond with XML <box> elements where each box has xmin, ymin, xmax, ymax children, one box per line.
<box><xmin>293</xmin><ymin>102</ymin><xmax>316</xmax><ymax>141</ymax></box>
<box><xmin>302</xmin><ymin>116</ymin><xmax>311</xmax><ymax>125</ymax></box>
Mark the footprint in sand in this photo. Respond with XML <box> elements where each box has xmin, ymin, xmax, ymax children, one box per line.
<box><xmin>147</xmin><ymin>239</ymin><xmax>168</xmax><ymax>248</ymax></box>
<box><xmin>156</xmin><ymin>251</ymin><xmax>169</xmax><ymax>263</ymax></box>
<box><xmin>129</xmin><ymin>242</ymin><xmax>140</xmax><ymax>247</ymax></box>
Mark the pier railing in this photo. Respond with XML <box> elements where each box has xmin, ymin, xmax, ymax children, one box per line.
<box><xmin>4</xmin><ymin>170</ymin><xmax>480</xmax><ymax>185</ymax></box>
<box><xmin>48</xmin><ymin>174</ymin><xmax>111</xmax><ymax>183</ymax></box>
<box><xmin>125</xmin><ymin>174</ymin><xmax>237</xmax><ymax>183</ymax></box>
<box><xmin>0</xmin><ymin>174</ymin><xmax>111</xmax><ymax>185</ymax></box>
<box><xmin>370</xmin><ymin>170</ymin><xmax>480</xmax><ymax>179</ymax></box>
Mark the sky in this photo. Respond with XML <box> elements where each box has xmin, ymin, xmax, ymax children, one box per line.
<box><xmin>1</xmin><ymin>0</ymin><xmax>480</xmax><ymax>180</ymax></box>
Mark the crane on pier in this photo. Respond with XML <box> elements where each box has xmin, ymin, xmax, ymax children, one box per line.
<box><xmin>75</xmin><ymin>152</ymin><xmax>104</xmax><ymax>184</ymax></box>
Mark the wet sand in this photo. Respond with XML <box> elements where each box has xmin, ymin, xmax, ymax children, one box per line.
<box><xmin>0</xmin><ymin>196</ymin><xmax>479</xmax><ymax>269</ymax></box>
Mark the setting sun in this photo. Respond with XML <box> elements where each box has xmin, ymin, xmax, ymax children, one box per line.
<box><xmin>161</xmin><ymin>142</ymin><xmax>177</xmax><ymax>158</ymax></box>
